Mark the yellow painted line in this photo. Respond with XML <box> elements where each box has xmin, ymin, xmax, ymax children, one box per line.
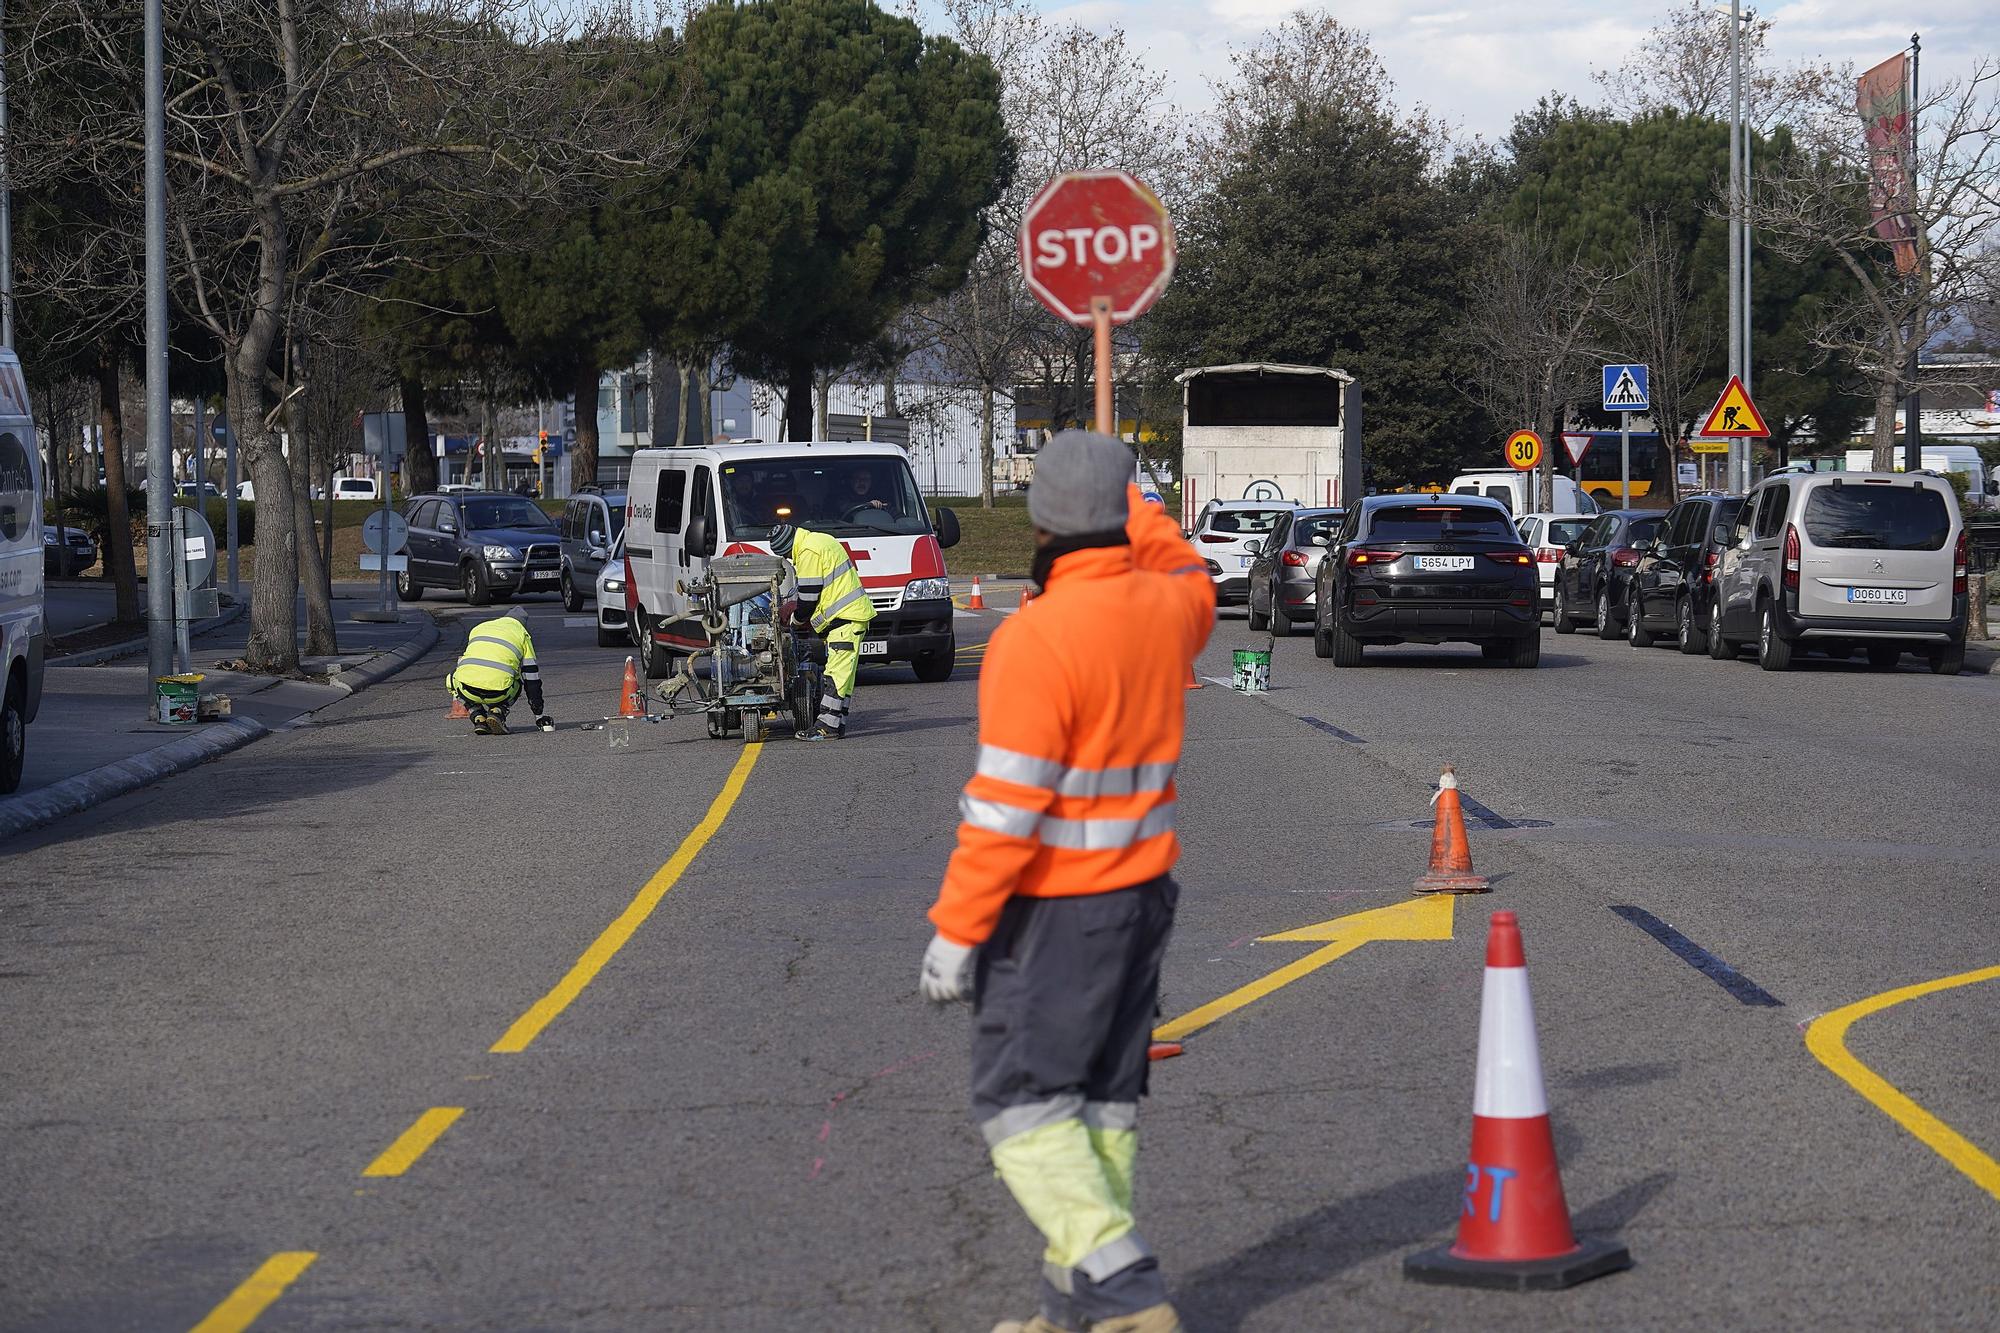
<box><xmin>189</xmin><ymin>1251</ymin><xmax>316</xmax><ymax>1333</ymax></box>
<box><xmin>491</xmin><ymin>743</ymin><xmax>764</xmax><ymax>1053</ymax></box>
<box><xmin>361</xmin><ymin>1106</ymin><xmax>465</xmax><ymax>1178</ymax></box>
<box><xmin>1805</xmin><ymin>964</ymin><xmax>2000</xmax><ymax>1203</ymax></box>
<box><xmin>1155</xmin><ymin>938</ymin><xmax>1368</xmax><ymax>1041</ymax></box>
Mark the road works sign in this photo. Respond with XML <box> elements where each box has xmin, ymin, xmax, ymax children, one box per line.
<box><xmin>1504</xmin><ymin>429</ymin><xmax>1544</xmax><ymax>471</ymax></box>
<box><xmin>1700</xmin><ymin>375</ymin><xmax>1770</xmax><ymax>438</ymax></box>
<box><xmin>1018</xmin><ymin>170</ymin><xmax>1176</xmax><ymax>327</ymax></box>
<box><xmin>1603</xmin><ymin>363</ymin><xmax>1650</xmax><ymax>412</ymax></box>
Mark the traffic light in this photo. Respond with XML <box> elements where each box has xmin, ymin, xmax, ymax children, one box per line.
<box><xmin>533</xmin><ymin>428</ymin><xmax>548</xmax><ymax>464</ymax></box>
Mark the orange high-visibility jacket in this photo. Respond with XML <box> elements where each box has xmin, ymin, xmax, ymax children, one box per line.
<box><xmin>929</xmin><ymin>487</ymin><xmax>1215</xmax><ymax>946</ymax></box>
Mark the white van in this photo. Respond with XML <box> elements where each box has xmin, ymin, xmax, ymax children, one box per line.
<box><xmin>0</xmin><ymin>348</ymin><xmax>45</xmax><ymax>791</ymax></box>
<box><xmin>332</xmin><ymin>475</ymin><xmax>380</xmax><ymax>501</ymax></box>
<box><xmin>1448</xmin><ymin>469</ymin><xmax>1599</xmax><ymax>518</ymax></box>
<box><xmin>625</xmin><ymin>441</ymin><xmax>962</xmax><ymax>682</ymax></box>
<box><xmin>1843</xmin><ymin>447</ymin><xmax>1992</xmax><ymax>507</ymax></box>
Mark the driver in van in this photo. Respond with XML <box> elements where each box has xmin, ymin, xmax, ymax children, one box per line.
<box><xmin>843</xmin><ymin>465</ymin><xmax>888</xmax><ymax>517</ymax></box>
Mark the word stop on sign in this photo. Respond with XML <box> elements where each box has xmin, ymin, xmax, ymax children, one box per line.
<box><xmin>1033</xmin><ymin>224</ymin><xmax>1165</xmax><ymax>269</ymax></box>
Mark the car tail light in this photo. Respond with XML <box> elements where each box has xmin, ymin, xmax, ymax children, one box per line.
<box><xmin>1281</xmin><ymin>549</ymin><xmax>1309</xmax><ymax>568</ymax></box>
<box><xmin>1702</xmin><ymin>547</ymin><xmax>1719</xmax><ymax>586</ymax></box>
<box><xmin>1536</xmin><ymin>547</ymin><xmax>1562</xmax><ymax>564</ymax></box>
<box><xmin>1610</xmin><ymin>546</ymin><xmax>1641</xmax><ymax>568</ymax></box>
<box><xmin>1783</xmin><ymin>524</ymin><xmax>1800</xmax><ymax>592</ymax></box>
<box><xmin>1198</xmin><ymin>533</ymin><xmax>1232</xmax><ymax>544</ymax></box>
<box><xmin>1347</xmin><ymin>548</ymin><xmax>1400</xmax><ymax>567</ymax></box>
<box><xmin>1486</xmin><ymin>549</ymin><xmax>1534</xmax><ymax>566</ymax></box>
<box><xmin>624</xmin><ymin>552</ymin><xmax>639</xmax><ymax>617</ymax></box>
<box><xmin>1953</xmin><ymin>529</ymin><xmax>1967</xmax><ymax>597</ymax></box>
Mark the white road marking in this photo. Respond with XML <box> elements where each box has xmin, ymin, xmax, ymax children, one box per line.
<box><xmin>563</xmin><ymin>617</ymin><xmax>596</xmax><ymax>627</ymax></box>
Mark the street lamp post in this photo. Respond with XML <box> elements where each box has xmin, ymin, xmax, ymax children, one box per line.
<box><xmin>144</xmin><ymin>0</ymin><xmax>174</xmax><ymax>682</ymax></box>
<box><xmin>1726</xmin><ymin>0</ymin><xmax>1746</xmax><ymax>495</ymax></box>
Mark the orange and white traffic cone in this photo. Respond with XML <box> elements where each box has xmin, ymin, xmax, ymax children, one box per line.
<box><xmin>618</xmin><ymin>656</ymin><xmax>646</xmax><ymax>719</ymax></box>
<box><xmin>447</xmin><ymin>696</ymin><xmax>470</xmax><ymax>720</ymax></box>
<box><xmin>1413</xmin><ymin>765</ymin><xmax>1489</xmax><ymax>894</ymax></box>
<box><xmin>968</xmin><ymin>575</ymin><xmax>985</xmax><ymax>611</ymax></box>
<box><xmin>1404</xmin><ymin>911</ymin><xmax>1631</xmax><ymax>1290</ymax></box>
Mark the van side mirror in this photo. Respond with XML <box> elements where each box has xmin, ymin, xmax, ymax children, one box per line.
<box><xmin>687</xmin><ymin>514</ymin><xmax>715</xmax><ymax>559</ymax></box>
<box><xmin>933</xmin><ymin>506</ymin><xmax>961</xmax><ymax>550</ymax></box>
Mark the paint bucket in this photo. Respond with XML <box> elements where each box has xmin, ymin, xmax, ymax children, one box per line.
<box><xmin>1231</xmin><ymin>648</ymin><xmax>1270</xmax><ymax>693</ymax></box>
<box><xmin>155</xmin><ymin>673</ymin><xmax>204</xmax><ymax>725</ymax></box>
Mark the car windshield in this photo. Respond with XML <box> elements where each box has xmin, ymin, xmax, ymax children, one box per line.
<box><xmin>1367</xmin><ymin>504</ymin><xmax>1515</xmax><ymax>540</ymax></box>
<box><xmin>1802</xmin><ymin>485</ymin><xmax>1950</xmax><ymax>551</ymax></box>
<box><xmin>1208</xmin><ymin>508</ymin><xmax>1287</xmax><ymax>535</ymax></box>
<box><xmin>1546</xmin><ymin>519</ymin><xmax>1589</xmax><ymax>546</ymax></box>
<box><xmin>461</xmin><ymin>498</ymin><xmax>556</xmax><ymax>531</ymax></box>
<box><xmin>721</xmin><ymin>456</ymin><xmax>928</xmax><ymax>539</ymax></box>
<box><xmin>1292</xmin><ymin>515</ymin><xmax>1340</xmax><ymax>546</ymax></box>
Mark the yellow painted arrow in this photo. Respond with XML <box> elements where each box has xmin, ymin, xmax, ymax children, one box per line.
<box><xmin>1154</xmin><ymin>894</ymin><xmax>1456</xmax><ymax>1042</ymax></box>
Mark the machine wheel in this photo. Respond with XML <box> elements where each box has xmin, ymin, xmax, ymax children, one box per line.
<box><xmin>1247</xmin><ymin>596</ymin><xmax>1268</xmax><ymax>632</ymax></box>
<box><xmin>1330</xmin><ymin>615</ymin><xmax>1364</xmax><ymax>668</ymax></box>
<box><xmin>462</xmin><ymin>561</ymin><xmax>492</xmax><ymax>607</ymax></box>
<box><xmin>397</xmin><ymin>570</ymin><xmax>423</xmax><ymax>602</ymax></box>
<box><xmin>742</xmin><ymin>712</ymin><xmax>766</xmax><ymax>744</ymax></box>
<box><xmin>1757</xmin><ymin>603</ymin><xmax>1794</xmax><ymax>671</ymax></box>
<box><xmin>789</xmin><ymin>673</ymin><xmax>818</xmax><ymax>736</ymax></box>
<box><xmin>1930</xmin><ymin>642</ymin><xmax>1964</xmax><ymax>676</ymax></box>
<box><xmin>561</xmin><ymin>567</ymin><xmax>585</xmax><ymax>612</ymax></box>
<box><xmin>1677</xmin><ymin>596</ymin><xmax>1706</xmax><ymax>655</ymax></box>
<box><xmin>1552</xmin><ymin>583</ymin><xmax>1577</xmax><ymax>634</ymax></box>
<box><xmin>1270</xmin><ymin>603</ymin><xmax>1294</xmax><ymax>637</ymax></box>
<box><xmin>1595</xmin><ymin>587</ymin><xmax>1621</xmax><ymax>640</ymax></box>
<box><xmin>706</xmin><ymin>712</ymin><xmax>727</xmax><ymax>739</ymax></box>
<box><xmin>912</xmin><ymin>649</ymin><xmax>954</xmax><ymax>683</ymax></box>
<box><xmin>1627</xmin><ymin>595</ymin><xmax>1655</xmax><ymax>648</ymax></box>
<box><xmin>1508</xmin><ymin>635</ymin><xmax>1541</xmax><ymax>669</ymax></box>
<box><xmin>1707</xmin><ymin>602</ymin><xmax>1735</xmax><ymax>661</ymax></box>
<box><xmin>1</xmin><ymin>675</ymin><xmax>25</xmax><ymax>795</ymax></box>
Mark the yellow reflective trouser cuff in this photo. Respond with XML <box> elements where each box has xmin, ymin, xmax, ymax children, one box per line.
<box><xmin>989</xmin><ymin>1117</ymin><xmax>1135</xmax><ymax>1272</ymax></box>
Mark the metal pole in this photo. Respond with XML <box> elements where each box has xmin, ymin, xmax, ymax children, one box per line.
<box><xmin>0</xmin><ymin>0</ymin><xmax>14</xmax><ymax>350</ymax></box>
<box><xmin>377</xmin><ymin>462</ymin><xmax>392</xmax><ymax>614</ymax></box>
<box><xmin>1726</xmin><ymin>0</ymin><xmax>1744</xmax><ymax>495</ymax></box>
<box><xmin>1091</xmin><ymin>298</ymin><xmax>1114</xmax><ymax>435</ymax></box>
<box><xmin>193</xmin><ymin>395</ymin><xmax>206</xmax><ymax>511</ymax></box>
<box><xmin>1903</xmin><ymin>32</ymin><xmax>1922</xmax><ymax>475</ymax></box>
<box><xmin>1621</xmin><ymin>417</ymin><xmax>1631</xmax><ymax>509</ymax></box>
<box><xmin>171</xmin><ymin>507</ymin><xmax>191</xmax><ymax>673</ymax></box>
<box><xmin>224</xmin><ymin>417</ymin><xmax>239</xmax><ymax>598</ymax></box>
<box><xmin>143</xmin><ymin>0</ymin><xmax>173</xmax><ymax>682</ymax></box>
<box><xmin>1742</xmin><ymin>81</ymin><xmax>1754</xmax><ymax>402</ymax></box>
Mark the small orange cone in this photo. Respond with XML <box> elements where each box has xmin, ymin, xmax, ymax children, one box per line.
<box><xmin>1185</xmin><ymin>661</ymin><xmax>1203</xmax><ymax>690</ymax></box>
<box><xmin>1413</xmin><ymin>765</ymin><xmax>1490</xmax><ymax>894</ymax></box>
<box><xmin>1403</xmin><ymin>911</ymin><xmax>1630</xmax><ymax>1290</ymax></box>
<box><xmin>618</xmin><ymin>656</ymin><xmax>646</xmax><ymax>719</ymax></box>
<box><xmin>968</xmin><ymin>575</ymin><xmax>985</xmax><ymax>610</ymax></box>
<box><xmin>1147</xmin><ymin>1041</ymin><xmax>1183</xmax><ymax>1062</ymax></box>
<box><xmin>447</xmin><ymin>696</ymin><xmax>469</xmax><ymax>720</ymax></box>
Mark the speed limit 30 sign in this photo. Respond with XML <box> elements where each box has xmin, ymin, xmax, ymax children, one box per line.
<box><xmin>1505</xmin><ymin>429</ymin><xmax>1545</xmax><ymax>472</ymax></box>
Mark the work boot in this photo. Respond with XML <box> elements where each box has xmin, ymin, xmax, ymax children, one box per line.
<box><xmin>469</xmin><ymin>708</ymin><xmax>493</xmax><ymax>735</ymax></box>
<box><xmin>990</xmin><ymin>1318</ymin><xmax>1075</xmax><ymax>1333</ymax></box>
<box><xmin>1087</xmin><ymin>1306</ymin><xmax>1182</xmax><ymax>1333</ymax></box>
<box><xmin>794</xmin><ymin>724</ymin><xmax>843</xmax><ymax>742</ymax></box>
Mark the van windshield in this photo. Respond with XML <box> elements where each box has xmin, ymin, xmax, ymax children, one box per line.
<box><xmin>721</xmin><ymin>456</ymin><xmax>928</xmax><ymax>539</ymax></box>
<box><xmin>1803</xmin><ymin>484</ymin><xmax>1951</xmax><ymax>551</ymax></box>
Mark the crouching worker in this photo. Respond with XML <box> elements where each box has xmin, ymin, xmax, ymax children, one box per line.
<box><xmin>447</xmin><ymin>608</ymin><xmax>553</xmax><ymax>735</ymax></box>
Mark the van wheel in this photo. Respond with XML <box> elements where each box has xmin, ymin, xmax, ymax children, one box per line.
<box><xmin>561</xmin><ymin>567</ymin><xmax>585</xmax><ymax>613</ymax></box>
<box><xmin>1596</xmin><ymin>587</ymin><xmax>1621</xmax><ymax>640</ymax></box>
<box><xmin>1929</xmin><ymin>642</ymin><xmax>1964</xmax><ymax>676</ymax></box>
<box><xmin>397</xmin><ymin>570</ymin><xmax>423</xmax><ymax>602</ymax></box>
<box><xmin>1678</xmin><ymin>596</ymin><xmax>1707</xmax><ymax>655</ymax></box>
<box><xmin>912</xmin><ymin>649</ymin><xmax>954</xmax><ymax>683</ymax></box>
<box><xmin>463</xmin><ymin>562</ymin><xmax>492</xmax><ymax>607</ymax></box>
<box><xmin>1552</xmin><ymin>584</ymin><xmax>1577</xmax><ymax>634</ymax></box>
<box><xmin>1757</xmin><ymin>603</ymin><xmax>1794</xmax><ymax>671</ymax></box>
<box><xmin>1</xmin><ymin>675</ymin><xmax>25</xmax><ymax>794</ymax></box>
<box><xmin>1627</xmin><ymin>595</ymin><xmax>1654</xmax><ymax>648</ymax></box>
<box><xmin>1707</xmin><ymin>601</ymin><xmax>1735</xmax><ymax>660</ymax></box>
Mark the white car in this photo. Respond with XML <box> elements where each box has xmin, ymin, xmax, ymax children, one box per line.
<box><xmin>332</xmin><ymin>476</ymin><xmax>380</xmax><ymax>501</ymax></box>
<box><xmin>1189</xmin><ymin>498</ymin><xmax>1295</xmax><ymax>607</ymax></box>
<box><xmin>1513</xmin><ymin>512</ymin><xmax>1595</xmax><ymax>619</ymax></box>
<box><xmin>595</xmin><ymin>532</ymin><xmax>629</xmax><ymax>647</ymax></box>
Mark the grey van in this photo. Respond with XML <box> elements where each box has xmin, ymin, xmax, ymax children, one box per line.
<box><xmin>559</xmin><ymin>488</ymin><xmax>626</xmax><ymax>611</ymax></box>
<box><xmin>1711</xmin><ymin>470</ymin><xmax>1966</xmax><ymax>673</ymax></box>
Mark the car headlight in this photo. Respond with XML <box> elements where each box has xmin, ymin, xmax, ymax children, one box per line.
<box><xmin>482</xmin><ymin>544</ymin><xmax>520</xmax><ymax>562</ymax></box>
<box><xmin>906</xmin><ymin>577</ymin><xmax>951</xmax><ymax>601</ymax></box>
<box><xmin>602</xmin><ymin>577</ymin><xmax>625</xmax><ymax>593</ymax></box>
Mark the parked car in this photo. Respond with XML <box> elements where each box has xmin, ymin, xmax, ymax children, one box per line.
<box><xmin>1710</xmin><ymin>470</ymin><xmax>1966</xmax><ymax>673</ymax></box>
<box><xmin>1189</xmin><ymin>499</ymin><xmax>1295</xmax><ymax>605</ymax></box>
<box><xmin>1448</xmin><ymin>470</ymin><xmax>1599</xmax><ymax>517</ymax></box>
<box><xmin>43</xmin><ymin>523</ymin><xmax>97</xmax><ymax>576</ymax></box>
<box><xmin>559</xmin><ymin>487</ymin><xmax>627</xmax><ymax>612</ymax></box>
<box><xmin>596</xmin><ymin>531</ymin><xmax>629</xmax><ymax>647</ymax></box>
<box><xmin>397</xmin><ymin>491</ymin><xmax>562</xmax><ymax>606</ymax></box>
<box><xmin>1246</xmin><ymin>507</ymin><xmax>1342</xmax><ymax>635</ymax></box>
<box><xmin>177</xmin><ymin>482</ymin><xmax>221</xmax><ymax>499</ymax></box>
<box><xmin>1625</xmin><ymin>493</ymin><xmax>1744</xmax><ymax>653</ymax></box>
<box><xmin>1551</xmin><ymin>509</ymin><xmax>1666</xmax><ymax>639</ymax></box>
<box><xmin>331</xmin><ymin>476</ymin><xmax>380</xmax><ymax>501</ymax></box>
<box><xmin>1312</xmin><ymin>494</ymin><xmax>1540</xmax><ymax>667</ymax></box>
<box><xmin>1513</xmin><ymin>512</ymin><xmax>1594</xmax><ymax>621</ymax></box>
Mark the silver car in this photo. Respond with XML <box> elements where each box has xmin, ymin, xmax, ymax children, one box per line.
<box><xmin>1710</xmin><ymin>470</ymin><xmax>1966</xmax><ymax>673</ymax></box>
<box><xmin>1246</xmin><ymin>507</ymin><xmax>1342</xmax><ymax>635</ymax></box>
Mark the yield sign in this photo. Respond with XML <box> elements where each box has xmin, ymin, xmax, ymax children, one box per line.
<box><xmin>1700</xmin><ymin>375</ymin><xmax>1771</xmax><ymax>438</ymax></box>
<box><xmin>1018</xmin><ymin>170</ymin><xmax>1177</xmax><ymax>327</ymax></box>
<box><xmin>1561</xmin><ymin>433</ymin><xmax>1593</xmax><ymax>466</ymax></box>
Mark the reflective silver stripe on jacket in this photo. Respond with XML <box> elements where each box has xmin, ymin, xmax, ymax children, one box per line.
<box><xmin>458</xmin><ymin>657</ymin><xmax>523</xmax><ymax>677</ymax></box>
<box><xmin>468</xmin><ymin>634</ymin><xmax>524</xmax><ymax>665</ymax></box>
<box><xmin>974</xmin><ymin>745</ymin><xmax>1174</xmax><ymax>798</ymax></box>
<box><xmin>1036</xmin><ymin>802</ymin><xmax>1176</xmax><ymax>851</ymax></box>
<box><xmin>975</xmin><ymin>745</ymin><xmax>1066</xmax><ymax>790</ymax></box>
<box><xmin>960</xmin><ymin>794</ymin><xmax>1042</xmax><ymax>839</ymax></box>
<box><xmin>813</xmin><ymin>585</ymin><xmax>870</xmax><ymax>627</ymax></box>
<box><xmin>979</xmin><ymin>1093</ymin><xmax>1084</xmax><ymax>1147</ymax></box>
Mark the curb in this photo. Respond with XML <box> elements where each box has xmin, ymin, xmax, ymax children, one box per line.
<box><xmin>1</xmin><ymin>618</ymin><xmax>442</xmax><ymax>844</ymax></box>
<box><xmin>52</xmin><ymin>601</ymin><xmax>248</xmax><ymax>668</ymax></box>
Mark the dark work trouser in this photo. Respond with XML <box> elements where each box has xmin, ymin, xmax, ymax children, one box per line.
<box><xmin>971</xmin><ymin>876</ymin><xmax>1179</xmax><ymax>1325</ymax></box>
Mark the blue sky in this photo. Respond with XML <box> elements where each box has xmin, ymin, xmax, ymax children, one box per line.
<box><xmin>909</xmin><ymin>1</ymin><xmax>1990</xmax><ymax>143</ymax></box>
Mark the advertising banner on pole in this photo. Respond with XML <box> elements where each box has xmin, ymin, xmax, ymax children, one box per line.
<box><xmin>1857</xmin><ymin>53</ymin><xmax>1919</xmax><ymax>277</ymax></box>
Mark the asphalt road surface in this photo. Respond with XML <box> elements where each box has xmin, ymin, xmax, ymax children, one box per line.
<box><xmin>3</xmin><ymin>598</ymin><xmax>1996</xmax><ymax>1330</ymax></box>
<box><xmin>45</xmin><ymin>583</ymin><xmax>121</xmax><ymax>638</ymax></box>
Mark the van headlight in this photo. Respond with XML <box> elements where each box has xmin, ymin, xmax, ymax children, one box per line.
<box><xmin>906</xmin><ymin>577</ymin><xmax>951</xmax><ymax>601</ymax></box>
<box><xmin>483</xmin><ymin>544</ymin><xmax>520</xmax><ymax>562</ymax></box>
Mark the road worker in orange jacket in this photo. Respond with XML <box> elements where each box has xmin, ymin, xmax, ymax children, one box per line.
<box><xmin>919</xmin><ymin>430</ymin><xmax>1214</xmax><ymax>1333</ymax></box>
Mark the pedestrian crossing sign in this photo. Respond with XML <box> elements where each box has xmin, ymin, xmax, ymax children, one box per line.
<box><xmin>1699</xmin><ymin>375</ymin><xmax>1770</xmax><ymax>438</ymax></box>
<box><xmin>1602</xmin><ymin>363</ymin><xmax>1649</xmax><ymax>412</ymax></box>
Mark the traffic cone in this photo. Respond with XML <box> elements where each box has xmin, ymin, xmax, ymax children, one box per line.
<box><xmin>1147</xmin><ymin>1041</ymin><xmax>1183</xmax><ymax>1062</ymax></box>
<box><xmin>618</xmin><ymin>656</ymin><xmax>646</xmax><ymax>719</ymax></box>
<box><xmin>447</xmin><ymin>693</ymin><xmax>469</xmax><ymax>720</ymax></box>
<box><xmin>1403</xmin><ymin>911</ymin><xmax>1631</xmax><ymax>1291</ymax></box>
<box><xmin>1185</xmin><ymin>660</ymin><xmax>1203</xmax><ymax>690</ymax></box>
<box><xmin>1413</xmin><ymin>765</ymin><xmax>1489</xmax><ymax>895</ymax></box>
<box><xmin>968</xmin><ymin>575</ymin><xmax>985</xmax><ymax>610</ymax></box>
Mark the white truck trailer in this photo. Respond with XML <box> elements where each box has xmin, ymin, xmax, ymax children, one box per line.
<box><xmin>1175</xmin><ymin>363</ymin><xmax>1359</xmax><ymax>530</ymax></box>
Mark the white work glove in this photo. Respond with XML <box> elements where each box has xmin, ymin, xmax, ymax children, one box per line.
<box><xmin>919</xmin><ymin>933</ymin><xmax>977</xmax><ymax>1004</ymax></box>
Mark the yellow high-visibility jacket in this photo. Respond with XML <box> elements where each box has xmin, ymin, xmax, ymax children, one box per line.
<box><xmin>792</xmin><ymin>529</ymin><xmax>875</xmax><ymax>634</ymax></box>
<box><xmin>451</xmin><ymin>615</ymin><xmax>544</xmax><ymax>711</ymax></box>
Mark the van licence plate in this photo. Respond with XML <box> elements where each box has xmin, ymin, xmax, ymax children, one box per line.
<box><xmin>860</xmin><ymin>640</ymin><xmax>888</xmax><ymax>656</ymax></box>
<box><xmin>1416</xmin><ymin>555</ymin><xmax>1475</xmax><ymax>572</ymax></box>
<box><xmin>1847</xmin><ymin>587</ymin><xmax>1907</xmax><ymax>604</ymax></box>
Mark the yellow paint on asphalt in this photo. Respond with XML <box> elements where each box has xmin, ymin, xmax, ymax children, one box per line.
<box><xmin>188</xmin><ymin>1251</ymin><xmax>316</xmax><ymax>1333</ymax></box>
<box><xmin>362</xmin><ymin>1107</ymin><xmax>465</xmax><ymax>1178</ymax></box>
<box><xmin>1805</xmin><ymin>964</ymin><xmax>2000</xmax><ymax>1203</ymax></box>
<box><xmin>491</xmin><ymin>743</ymin><xmax>765</xmax><ymax>1053</ymax></box>
<box><xmin>1154</xmin><ymin>895</ymin><xmax>1455</xmax><ymax>1041</ymax></box>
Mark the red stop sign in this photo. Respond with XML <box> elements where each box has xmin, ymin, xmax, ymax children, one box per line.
<box><xmin>1018</xmin><ymin>170</ymin><xmax>1176</xmax><ymax>327</ymax></box>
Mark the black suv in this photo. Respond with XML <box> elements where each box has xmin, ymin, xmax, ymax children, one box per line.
<box><xmin>1551</xmin><ymin>509</ymin><xmax>1665</xmax><ymax>640</ymax></box>
<box><xmin>1625</xmin><ymin>493</ymin><xmax>1744</xmax><ymax>653</ymax></box>
<box><xmin>399</xmin><ymin>492</ymin><xmax>563</xmax><ymax>605</ymax></box>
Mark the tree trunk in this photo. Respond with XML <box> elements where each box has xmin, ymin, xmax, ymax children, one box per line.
<box><xmin>400</xmin><ymin>375</ymin><xmax>435</xmax><ymax>495</ymax></box>
<box><xmin>319</xmin><ymin>443</ymin><xmax>336</xmax><ymax>603</ymax></box>
<box><xmin>287</xmin><ymin>397</ymin><xmax>339</xmax><ymax>658</ymax></box>
<box><xmin>569</xmin><ymin>357</ymin><xmax>600</xmax><ymax>490</ymax></box>
<box><xmin>93</xmin><ymin>351</ymin><xmax>142</xmax><ymax>624</ymax></box>
<box><xmin>1871</xmin><ymin>379</ymin><xmax>1900</xmax><ymax>471</ymax></box>
<box><xmin>686</xmin><ymin>359</ymin><xmax>711</xmax><ymax>444</ymax></box>
<box><xmin>882</xmin><ymin>361</ymin><xmax>900</xmax><ymax>418</ymax></box>
<box><xmin>785</xmin><ymin>357</ymin><xmax>815</xmax><ymax>443</ymax></box>
<box><xmin>815</xmin><ymin>367</ymin><xmax>834</xmax><ymax>438</ymax></box>
<box><xmin>665</xmin><ymin>356</ymin><xmax>687</xmax><ymax>449</ymax></box>
<box><xmin>481</xmin><ymin>390</ymin><xmax>499</xmax><ymax>491</ymax></box>
<box><xmin>979</xmin><ymin>382</ymin><xmax>996</xmax><ymax>509</ymax></box>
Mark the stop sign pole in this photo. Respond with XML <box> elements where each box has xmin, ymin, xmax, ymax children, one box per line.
<box><xmin>1019</xmin><ymin>170</ymin><xmax>1176</xmax><ymax>435</ymax></box>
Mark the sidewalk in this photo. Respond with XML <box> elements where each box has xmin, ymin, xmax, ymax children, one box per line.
<box><xmin>4</xmin><ymin>593</ymin><xmax>439</xmax><ymax>842</ymax></box>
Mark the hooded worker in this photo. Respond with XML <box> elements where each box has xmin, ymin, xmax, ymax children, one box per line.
<box><xmin>919</xmin><ymin>430</ymin><xmax>1214</xmax><ymax>1333</ymax></box>
<box><xmin>446</xmin><ymin>607</ymin><xmax>552</xmax><ymax>735</ymax></box>
<box><xmin>767</xmin><ymin>520</ymin><xmax>874</xmax><ymax>740</ymax></box>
